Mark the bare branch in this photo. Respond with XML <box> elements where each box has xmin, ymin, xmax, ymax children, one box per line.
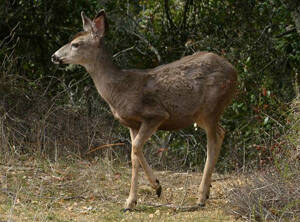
<box><xmin>276</xmin><ymin>27</ymin><xmax>296</xmax><ymax>38</ymax></box>
<box><xmin>127</xmin><ymin>30</ymin><xmax>161</xmax><ymax>63</ymax></box>
<box><xmin>142</xmin><ymin>202</ymin><xmax>204</xmax><ymax>212</ymax></box>
<box><xmin>113</xmin><ymin>45</ymin><xmax>135</xmax><ymax>59</ymax></box>
<box><xmin>181</xmin><ymin>0</ymin><xmax>192</xmax><ymax>30</ymax></box>
<box><xmin>164</xmin><ymin>0</ymin><xmax>176</xmax><ymax>30</ymax></box>
<box><xmin>0</xmin><ymin>22</ymin><xmax>20</xmax><ymax>49</ymax></box>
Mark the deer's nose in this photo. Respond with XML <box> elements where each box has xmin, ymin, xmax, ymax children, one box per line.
<box><xmin>51</xmin><ymin>54</ymin><xmax>61</xmax><ymax>64</ymax></box>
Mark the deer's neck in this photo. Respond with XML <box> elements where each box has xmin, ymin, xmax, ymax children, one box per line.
<box><xmin>83</xmin><ymin>46</ymin><xmax>128</xmax><ymax>107</ymax></box>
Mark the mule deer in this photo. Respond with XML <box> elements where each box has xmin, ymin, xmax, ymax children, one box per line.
<box><xmin>51</xmin><ymin>10</ymin><xmax>237</xmax><ymax>210</ymax></box>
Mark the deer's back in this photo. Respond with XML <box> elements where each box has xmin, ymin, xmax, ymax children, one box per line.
<box><xmin>143</xmin><ymin>52</ymin><xmax>237</xmax><ymax>123</ymax></box>
<box><xmin>114</xmin><ymin>52</ymin><xmax>237</xmax><ymax>130</ymax></box>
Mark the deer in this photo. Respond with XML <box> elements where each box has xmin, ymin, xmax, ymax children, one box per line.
<box><xmin>51</xmin><ymin>10</ymin><xmax>237</xmax><ymax>211</ymax></box>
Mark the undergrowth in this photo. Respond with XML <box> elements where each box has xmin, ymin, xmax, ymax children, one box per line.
<box><xmin>226</xmin><ymin>97</ymin><xmax>300</xmax><ymax>221</ymax></box>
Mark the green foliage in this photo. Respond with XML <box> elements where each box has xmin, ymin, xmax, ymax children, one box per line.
<box><xmin>0</xmin><ymin>0</ymin><xmax>299</xmax><ymax>170</ymax></box>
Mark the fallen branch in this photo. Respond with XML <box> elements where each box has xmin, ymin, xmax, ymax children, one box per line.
<box><xmin>63</xmin><ymin>195</ymin><xmax>85</xmax><ymax>201</ymax></box>
<box><xmin>142</xmin><ymin>202</ymin><xmax>204</xmax><ymax>212</ymax></box>
<box><xmin>86</xmin><ymin>143</ymin><xmax>125</xmax><ymax>154</ymax></box>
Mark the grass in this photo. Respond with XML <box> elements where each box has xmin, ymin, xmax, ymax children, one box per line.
<box><xmin>0</xmin><ymin>155</ymin><xmax>240</xmax><ymax>222</ymax></box>
<box><xmin>227</xmin><ymin>168</ymin><xmax>300</xmax><ymax>222</ymax></box>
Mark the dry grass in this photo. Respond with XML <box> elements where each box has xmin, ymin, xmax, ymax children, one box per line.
<box><xmin>0</xmin><ymin>156</ymin><xmax>240</xmax><ymax>222</ymax></box>
<box><xmin>226</xmin><ymin>168</ymin><xmax>300</xmax><ymax>222</ymax></box>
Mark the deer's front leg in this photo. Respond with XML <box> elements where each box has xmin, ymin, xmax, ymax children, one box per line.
<box><xmin>124</xmin><ymin>129</ymin><xmax>139</xmax><ymax>210</ymax></box>
<box><xmin>131</xmin><ymin>120</ymin><xmax>163</xmax><ymax>197</ymax></box>
<box><xmin>124</xmin><ymin>118</ymin><xmax>167</xmax><ymax>211</ymax></box>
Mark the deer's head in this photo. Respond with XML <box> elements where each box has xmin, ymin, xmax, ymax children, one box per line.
<box><xmin>51</xmin><ymin>10</ymin><xmax>108</xmax><ymax>66</ymax></box>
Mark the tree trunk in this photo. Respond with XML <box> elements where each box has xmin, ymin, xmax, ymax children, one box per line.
<box><xmin>285</xmin><ymin>0</ymin><xmax>300</xmax><ymax>36</ymax></box>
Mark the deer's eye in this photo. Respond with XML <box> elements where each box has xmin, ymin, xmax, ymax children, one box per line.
<box><xmin>71</xmin><ymin>43</ymin><xmax>80</xmax><ymax>49</ymax></box>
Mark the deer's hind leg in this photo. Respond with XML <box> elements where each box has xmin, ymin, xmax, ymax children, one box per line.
<box><xmin>197</xmin><ymin>121</ymin><xmax>225</xmax><ymax>206</ymax></box>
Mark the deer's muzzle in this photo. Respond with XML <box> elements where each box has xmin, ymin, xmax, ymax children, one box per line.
<box><xmin>51</xmin><ymin>54</ymin><xmax>62</xmax><ymax>65</ymax></box>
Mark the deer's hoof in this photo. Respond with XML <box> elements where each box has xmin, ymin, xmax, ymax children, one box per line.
<box><xmin>197</xmin><ymin>198</ymin><xmax>206</xmax><ymax>207</ymax></box>
<box><xmin>198</xmin><ymin>202</ymin><xmax>205</xmax><ymax>207</ymax></box>
<box><xmin>197</xmin><ymin>195</ymin><xmax>207</xmax><ymax>207</ymax></box>
<box><xmin>155</xmin><ymin>179</ymin><xmax>162</xmax><ymax>197</ymax></box>
<box><xmin>124</xmin><ymin>199</ymin><xmax>137</xmax><ymax>211</ymax></box>
<box><xmin>122</xmin><ymin>208</ymin><xmax>133</xmax><ymax>213</ymax></box>
<box><xmin>206</xmin><ymin>190</ymin><xmax>210</xmax><ymax>199</ymax></box>
<box><xmin>156</xmin><ymin>185</ymin><xmax>162</xmax><ymax>197</ymax></box>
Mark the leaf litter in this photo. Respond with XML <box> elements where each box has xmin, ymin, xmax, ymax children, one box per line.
<box><xmin>0</xmin><ymin>157</ymin><xmax>242</xmax><ymax>221</ymax></box>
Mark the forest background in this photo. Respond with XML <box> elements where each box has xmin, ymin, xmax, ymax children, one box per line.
<box><xmin>0</xmin><ymin>1</ymin><xmax>299</xmax><ymax>221</ymax></box>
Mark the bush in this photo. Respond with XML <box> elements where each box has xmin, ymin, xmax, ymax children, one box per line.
<box><xmin>227</xmin><ymin>98</ymin><xmax>300</xmax><ymax>221</ymax></box>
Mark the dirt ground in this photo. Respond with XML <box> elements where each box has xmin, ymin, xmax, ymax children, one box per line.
<box><xmin>0</xmin><ymin>157</ymin><xmax>242</xmax><ymax>222</ymax></box>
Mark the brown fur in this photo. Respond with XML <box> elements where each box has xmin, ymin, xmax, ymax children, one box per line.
<box><xmin>71</xmin><ymin>31</ymin><xmax>89</xmax><ymax>40</ymax></box>
<box><xmin>52</xmin><ymin>11</ymin><xmax>238</xmax><ymax>210</ymax></box>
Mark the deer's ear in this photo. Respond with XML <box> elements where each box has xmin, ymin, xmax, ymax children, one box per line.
<box><xmin>93</xmin><ymin>9</ymin><xmax>108</xmax><ymax>37</ymax></box>
<box><xmin>81</xmin><ymin>11</ymin><xmax>94</xmax><ymax>32</ymax></box>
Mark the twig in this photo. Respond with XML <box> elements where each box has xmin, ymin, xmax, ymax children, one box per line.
<box><xmin>127</xmin><ymin>30</ymin><xmax>161</xmax><ymax>63</ymax></box>
<box><xmin>257</xmin><ymin>59</ymin><xmax>275</xmax><ymax>74</ymax></box>
<box><xmin>87</xmin><ymin>118</ymin><xmax>102</xmax><ymax>151</ymax></box>
<box><xmin>179</xmin><ymin>171</ymin><xmax>190</xmax><ymax>206</ymax></box>
<box><xmin>8</xmin><ymin>187</ymin><xmax>22</xmax><ymax>222</ymax></box>
<box><xmin>252</xmin><ymin>183</ymin><xmax>273</xmax><ymax>191</ymax></box>
<box><xmin>0</xmin><ymin>22</ymin><xmax>20</xmax><ymax>49</ymax></box>
<box><xmin>142</xmin><ymin>202</ymin><xmax>204</xmax><ymax>212</ymax></box>
<box><xmin>113</xmin><ymin>45</ymin><xmax>135</xmax><ymax>59</ymax></box>
<box><xmin>42</xmin><ymin>72</ymin><xmax>58</xmax><ymax>97</ymax></box>
<box><xmin>276</xmin><ymin>28</ymin><xmax>296</xmax><ymax>38</ymax></box>
<box><xmin>164</xmin><ymin>0</ymin><xmax>176</xmax><ymax>30</ymax></box>
<box><xmin>260</xmin><ymin>111</ymin><xmax>284</xmax><ymax>128</ymax></box>
<box><xmin>181</xmin><ymin>0</ymin><xmax>192</xmax><ymax>30</ymax></box>
<box><xmin>49</xmin><ymin>75</ymin><xmax>89</xmax><ymax>102</ymax></box>
<box><xmin>63</xmin><ymin>195</ymin><xmax>85</xmax><ymax>201</ymax></box>
<box><xmin>86</xmin><ymin>143</ymin><xmax>125</xmax><ymax>154</ymax></box>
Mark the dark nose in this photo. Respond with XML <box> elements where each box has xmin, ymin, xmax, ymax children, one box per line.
<box><xmin>51</xmin><ymin>54</ymin><xmax>60</xmax><ymax>64</ymax></box>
